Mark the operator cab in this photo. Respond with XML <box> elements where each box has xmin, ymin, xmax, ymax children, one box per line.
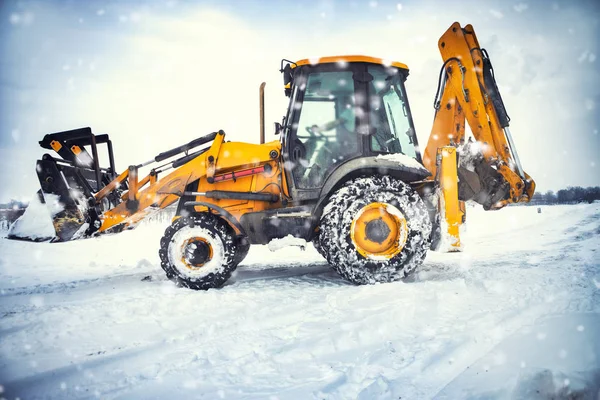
<box><xmin>280</xmin><ymin>56</ymin><xmax>421</xmax><ymax>199</ymax></box>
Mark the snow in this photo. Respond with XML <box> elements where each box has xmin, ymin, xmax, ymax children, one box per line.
<box><xmin>376</xmin><ymin>152</ymin><xmax>428</xmax><ymax>171</ymax></box>
<box><xmin>7</xmin><ymin>194</ymin><xmax>57</xmax><ymax>241</ymax></box>
<box><xmin>436</xmin><ymin>313</ymin><xmax>600</xmax><ymax>398</ymax></box>
<box><xmin>267</xmin><ymin>234</ymin><xmax>307</xmax><ymax>251</ymax></box>
<box><xmin>0</xmin><ymin>203</ymin><xmax>599</xmax><ymax>399</ymax></box>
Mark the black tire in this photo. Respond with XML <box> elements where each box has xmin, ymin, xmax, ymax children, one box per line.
<box><xmin>159</xmin><ymin>213</ymin><xmax>237</xmax><ymax>290</ymax></box>
<box><xmin>317</xmin><ymin>175</ymin><xmax>432</xmax><ymax>284</ymax></box>
<box><xmin>429</xmin><ymin>212</ymin><xmax>443</xmax><ymax>251</ymax></box>
<box><xmin>233</xmin><ymin>236</ymin><xmax>250</xmax><ymax>266</ymax></box>
<box><xmin>312</xmin><ymin>230</ymin><xmax>329</xmax><ymax>261</ymax></box>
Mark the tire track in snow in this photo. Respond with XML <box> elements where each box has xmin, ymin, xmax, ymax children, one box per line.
<box><xmin>0</xmin><ymin>204</ymin><xmax>598</xmax><ymax>399</ymax></box>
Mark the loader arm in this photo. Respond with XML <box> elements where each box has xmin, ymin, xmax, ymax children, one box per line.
<box><xmin>422</xmin><ymin>22</ymin><xmax>535</xmax><ymax>250</ymax></box>
<box><xmin>30</xmin><ymin>127</ymin><xmax>284</xmax><ymax>242</ymax></box>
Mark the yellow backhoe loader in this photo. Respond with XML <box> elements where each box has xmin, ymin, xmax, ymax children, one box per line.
<box><xmin>9</xmin><ymin>22</ymin><xmax>534</xmax><ymax>289</ymax></box>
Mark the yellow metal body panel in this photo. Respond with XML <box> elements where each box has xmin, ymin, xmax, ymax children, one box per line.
<box><xmin>97</xmin><ymin>135</ymin><xmax>284</xmax><ymax>233</ymax></box>
<box><xmin>294</xmin><ymin>55</ymin><xmax>409</xmax><ymax>71</ymax></box>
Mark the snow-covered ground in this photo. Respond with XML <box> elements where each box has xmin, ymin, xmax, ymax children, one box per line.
<box><xmin>0</xmin><ymin>203</ymin><xmax>599</xmax><ymax>399</ymax></box>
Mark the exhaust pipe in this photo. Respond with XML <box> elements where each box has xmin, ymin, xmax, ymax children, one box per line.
<box><xmin>259</xmin><ymin>82</ymin><xmax>266</xmax><ymax>144</ymax></box>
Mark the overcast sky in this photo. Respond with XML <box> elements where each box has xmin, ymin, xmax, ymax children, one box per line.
<box><xmin>0</xmin><ymin>0</ymin><xmax>598</xmax><ymax>202</ymax></box>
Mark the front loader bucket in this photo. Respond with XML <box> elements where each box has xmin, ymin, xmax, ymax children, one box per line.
<box><xmin>6</xmin><ymin>127</ymin><xmax>120</xmax><ymax>242</ymax></box>
<box><xmin>35</xmin><ymin>156</ymin><xmax>92</xmax><ymax>241</ymax></box>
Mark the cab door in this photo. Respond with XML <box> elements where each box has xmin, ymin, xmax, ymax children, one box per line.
<box><xmin>283</xmin><ymin>64</ymin><xmax>365</xmax><ymax>200</ymax></box>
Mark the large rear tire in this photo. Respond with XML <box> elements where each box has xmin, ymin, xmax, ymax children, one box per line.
<box><xmin>159</xmin><ymin>213</ymin><xmax>237</xmax><ymax>290</ymax></box>
<box><xmin>312</xmin><ymin>230</ymin><xmax>328</xmax><ymax>260</ymax></box>
<box><xmin>317</xmin><ymin>176</ymin><xmax>431</xmax><ymax>284</ymax></box>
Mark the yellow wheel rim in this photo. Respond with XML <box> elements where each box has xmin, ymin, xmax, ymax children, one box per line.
<box><xmin>180</xmin><ymin>236</ymin><xmax>213</xmax><ymax>270</ymax></box>
<box><xmin>350</xmin><ymin>202</ymin><xmax>408</xmax><ymax>260</ymax></box>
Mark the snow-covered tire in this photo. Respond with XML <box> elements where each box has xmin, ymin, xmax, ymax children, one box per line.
<box><xmin>317</xmin><ymin>175</ymin><xmax>431</xmax><ymax>284</ymax></box>
<box><xmin>429</xmin><ymin>212</ymin><xmax>443</xmax><ymax>251</ymax></box>
<box><xmin>233</xmin><ymin>237</ymin><xmax>250</xmax><ymax>266</ymax></box>
<box><xmin>159</xmin><ymin>213</ymin><xmax>237</xmax><ymax>290</ymax></box>
<box><xmin>312</xmin><ymin>231</ymin><xmax>328</xmax><ymax>260</ymax></box>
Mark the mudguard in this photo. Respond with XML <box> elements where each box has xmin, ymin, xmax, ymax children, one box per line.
<box><xmin>314</xmin><ymin>155</ymin><xmax>431</xmax><ymax>218</ymax></box>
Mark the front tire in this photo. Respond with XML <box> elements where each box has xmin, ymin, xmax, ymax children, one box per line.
<box><xmin>233</xmin><ymin>236</ymin><xmax>250</xmax><ymax>266</ymax></box>
<box><xmin>159</xmin><ymin>213</ymin><xmax>237</xmax><ymax>290</ymax></box>
<box><xmin>317</xmin><ymin>176</ymin><xmax>431</xmax><ymax>284</ymax></box>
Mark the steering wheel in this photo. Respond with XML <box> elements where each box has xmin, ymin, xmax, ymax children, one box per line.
<box><xmin>304</xmin><ymin>117</ymin><xmax>346</xmax><ymax>137</ymax></box>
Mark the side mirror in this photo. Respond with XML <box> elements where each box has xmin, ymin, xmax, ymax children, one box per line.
<box><xmin>274</xmin><ymin>122</ymin><xmax>283</xmax><ymax>135</ymax></box>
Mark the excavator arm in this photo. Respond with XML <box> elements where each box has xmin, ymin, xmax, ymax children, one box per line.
<box><xmin>422</xmin><ymin>22</ymin><xmax>535</xmax><ymax>249</ymax></box>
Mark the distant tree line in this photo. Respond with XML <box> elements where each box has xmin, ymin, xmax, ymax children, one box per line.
<box><xmin>0</xmin><ymin>200</ymin><xmax>27</xmax><ymax>229</ymax></box>
<box><xmin>0</xmin><ymin>200</ymin><xmax>27</xmax><ymax>210</ymax></box>
<box><xmin>530</xmin><ymin>186</ymin><xmax>600</xmax><ymax>205</ymax></box>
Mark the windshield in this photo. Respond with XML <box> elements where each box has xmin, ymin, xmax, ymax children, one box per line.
<box><xmin>292</xmin><ymin>70</ymin><xmax>359</xmax><ymax>188</ymax></box>
<box><xmin>368</xmin><ymin>65</ymin><xmax>418</xmax><ymax>159</ymax></box>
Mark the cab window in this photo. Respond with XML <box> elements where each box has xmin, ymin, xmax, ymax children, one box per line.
<box><xmin>368</xmin><ymin>66</ymin><xmax>418</xmax><ymax>159</ymax></box>
<box><xmin>293</xmin><ymin>71</ymin><xmax>358</xmax><ymax>188</ymax></box>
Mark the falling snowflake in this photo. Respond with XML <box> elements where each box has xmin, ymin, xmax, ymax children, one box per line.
<box><xmin>11</xmin><ymin>129</ymin><xmax>20</xmax><ymax>143</ymax></box>
<box><xmin>556</xmin><ymin>349</ymin><xmax>568</xmax><ymax>360</ymax></box>
<box><xmin>584</xmin><ymin>98</ymin><xmax>595</xmax><ymax>110</ymax></box>
<box><xmin>513</xmin><ymin>3</ymin><xmax>528</xmax><ymax>13</ymax></box>
<box><xmin>489</xmin><ymin>9</ymin><xmax>504</xmax><ymax>19</ymax></box>
<box><xmin>536</xmin><ymin>332</ymin><xmax>547</xmax><ymax>340</ymax></box>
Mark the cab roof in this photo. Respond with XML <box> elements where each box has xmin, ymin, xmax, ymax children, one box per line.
<box><xmin>293</xmin><ymin>55</ymin><xmax>409</xmax><ymax>70</ymax></box>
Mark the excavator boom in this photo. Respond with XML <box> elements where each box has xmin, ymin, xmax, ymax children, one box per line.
<box><xmin>423</xmin><ymin>22</ymin><xmax>535</xmax><ymax>210</ymax></box>
<box><xmin>422</xmin><ymin>22</ymin><xmax>535</xmax><ymax>250</ymax></box>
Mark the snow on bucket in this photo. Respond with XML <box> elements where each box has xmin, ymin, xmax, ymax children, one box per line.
<box><xmin>7</xmin><ymin>194</ymin><xmax>57</xmax><ymax>242</ymax></box>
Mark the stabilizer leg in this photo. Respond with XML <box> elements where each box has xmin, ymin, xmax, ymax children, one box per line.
<box><xmin>437</xmin><ymin>146</ymin><xmax>464</xmax><ymax>252</ymax></box>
